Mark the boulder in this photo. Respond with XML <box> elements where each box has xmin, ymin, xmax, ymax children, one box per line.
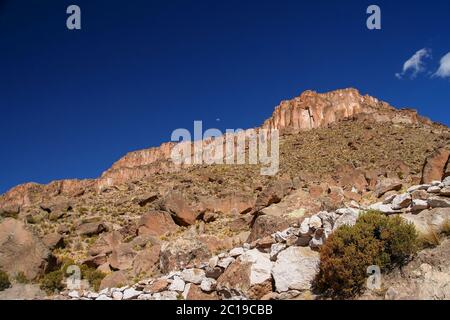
<box><xmin>88</xmin><ymin>231</ymin><xmax>123</xmax><ymax>256</ymax></box>
<box><xmin>160</xmin><ymin>191</ymin><xmax>198</xmax><ymax>226</ymax></box>
<box><xmin>422</xmin><ymin>148</ymin><xmax>450</xmax><ymax>184</ymax></box>
<box><xmin>109</xmin><ymin>243</ymin><xmax>137</xmax><ymax>271</ymax></box>
<box><xmin>132</xmin><ymin>245</ymin><xmax>161</xmax><ymax>276</ymax></box>
<box><xmin>440</xmin><ymin>187</ymin><xmax>450</xmax><ymax>197</ymax></box>
<box><xmin>77</xmin><ymin>222</ymin><xmax>108</xmax><ymax>237</ymax></box>
<box><xmin>138</xmin><ymin>210</ymin><xmax>177</xmax><ymax>237</ymax></box>
<box><xmin>391</xmin><ymin>193</ymin><xmax>412</xmax><ymax>210</ymax></box>
<box><xmin>428</xmin><ymin>197</ymin><xmax>450</xmax><ymax>208</ymax></box>
<box><xmin>160</xmin><ymin>237</ymin><xmax>211</xmax><ymax>273</ymax></box>
<box><xmin>145</xmin><ymin>279</ymin><xmax>169</xmax><ymax>293</ymax></box>
<box><xmin>217</xmin><ymin>249</ymin><xmax>273</xmax><ymax>299</ymax></box>
<box><xmin>185</xmin><ymin>284</ymin><xmax>218</xmax><ymax>300</ymax></box>
<box><xmin>374</xmin><ymin>179</ymin><xmax>403</xmax><ymax>198</ymax></box>
<box><xmin>402</xmin><ymin>208</ymin><xmax>450</xmax><ymax>235</ymax></box>
<box><xmin>42</xmin><ymin>233</ymin><xmax>65</xmax><ymax>250</ymax></box>
<box><xmin>247</xmin><ymin>215</ymin><xmax>289</xmax><ymax>243</ymax></box>
<box><xmin>181</xmin><ymin>268</ymin><xmax>206</xmax><ymax>285</ymax></box>
<box><xmin>254</xmin><ymin>178</ymin><xmax>293</xmax><ymax>213</ymax></box>
<box><xmin>134</xmin><ymin>192</ymin><xmax>158</xmax><ymax>207</ymax></box>
<box><xmin>0</xmin><ymin>218</ymin><xmax>53</xmax><ymax>280</ymax></box>
<box><xmin>99</xmin><ymin>270</ymin><xmax>129</xmax><ymax>290</ymax></box>
<box><xmin>271</xmin><ymin>246</ymin><xmax>320</xmax><ymax>292</ymax></box>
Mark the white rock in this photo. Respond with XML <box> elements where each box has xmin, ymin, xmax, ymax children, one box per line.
<box><xmin>407</xmin><ymin>184</ymin><xmax>430</xmax><ymax>193</ymax></box>
<box><xmin>200</xmin><ymin>278</ymin><xmax>217</xmax><ymax>292</ymax></box>
<box><xmin>441</xmin><ymin>187</ymin><xmax>450</xmax><ymax>196</ymax></box>
<box><xmin>87</xmin><ymin>292</ymin><xmax>99</xmax><ymax>299</ymax></box>
<box><xmin>431</xmin><ymin>181</ymin><xmax>442</xmax><ymax>187</ymax></box>
<box><xmin>181</xmin><ymin>268</ymin><xmax>205</xmax><ymax>284</ymax></box>
<box><xmin>98</xmin><ymin>288</ymin><xmax>110</xmax><ymax>296</ymax></box>
<box><xmin>218</xmin><ymin>253</ymin><xmax>226</xmax><ymax>259</ymax></box>
<box><xmin>308</xmin><ymin>215</ymin><xmax>322</xmax><ymax>229</ymax></box>
<box><xmin>68</xmin><ymin>290</ymin><xmax>80</xmax><ymax>298</ymax></box>
<box><xmin>299</xmin><ymin>218</ymin><xmax>310</xmax><ymax>234</ymax></box>
<box><xmin>182</xmin><ymin>283</ymin><xmax>191</xmax><ymax>300</ymax></box>
<box><xmin>239</xmin><ymin>249</ymin><xmax>273</xmax><ymax>286</ymax></box>
<box><xmin>122</xmin><ymin>288</ymin><xmax>142</xmax><ymax>300</ymax></box>
<box><xmin>411</xmin><ymin>199</ymin><xmax>429</xmax><ymax>211</ymax></box>
<box><xmin>428</xmin><ymin>186</ymin><xmax>442</xmax><ymax>194</ymax></box>
<box><xmin>391</xmin><ymin>193</ymin><xmax>412</xmax><ymax>210</ymax></box>
<box><xmin>96</xmin><ymin>294</ymin><xmax>112</xmax><ymax>300</ymax></box>
<box><xmin>137</xmin><ymin>294</ymin><xmax>154</xmax><ymax>300</ymax></box>
<box><xmin>168</xmin><ymin>276</ymin><xmax>185</xmax><ymax>292</ymax></box>
<box><xmin>368</xmin><ymin>202</ymin><xmax>400</xmax><ymax>215</ymax></box>
<box><xmin>218</xmin><ymin>257</ymin><xmax>235</xmax><ymax>269</ymax></box>
<box><xmin>208</xmin><ymin>256</ymin><xmax>219</xmax><ymax>268</ymax></box>
<box><xmin>333</xmin><ymin>208</ymin><xmax>360</xmax><ymax>230</ymax></box>
<box><xmin>272</xmin><ymin>246</ymin><xmax>320</xmax><ymax>292</ymax></box>
<box><xmin>443</xmin><ymin>177</ymin><xmax>450</xmax><ymax>187</ymax></box>
<box><xmin>270</xmin><ymin>243</ymin><xmax>287</xmax><ymax>261</ymax></box>
<box><xmin>154</xmin><ymin>291</ymin><xmax>178</xmax><ymax>300</ymax></box>
<box><xmin>229</xmin><ymin>247</ymin><xmax>245</xmax><ymax>257</ymax></box>
<box><xmin>112</xmin><ymin>291</ymin><xmax>123</xmax><ymax>300</ymax></box>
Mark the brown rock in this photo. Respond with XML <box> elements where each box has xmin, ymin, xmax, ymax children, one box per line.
<box><xmin>83</xmin><ymin>254</ymin><xmax>108</xmax><ymax>269</ymax></box>
<box><xmin>254</xmin><ymin>178</ymin><xmax>294</xmax><ymax>213</ymax></box>
<box><xmin>0</xmin><ymin>218</ymin><xmax>53</xmax><ymax>280</ymax></box>
<box><xmin>185</xmin><ymin>284</ymin><xmax>219</xmax><ymax>300</ymax></box>
<box><xmin>411</xmin><ymin>189</ymin><xmax>429</xmax><ymax>200</ymax></box>
<box><xmin>160</xmin><ymin>191</ymin><xmax>198</xmax><ymax>226</ymax></box>
<box><xmin>77</xmin><ymin>221</ymin><xmax>108</xmax><ymax>236</ymax></box>
<box><xmin>422</xmin><ymin>148</ymin><xmax>450</xmax><ymax>184</ymax></box>
<box><xmin>132</xmin><ymin>245</ymin><xmax>161</xmax><ymax>276</ymax></box>
<box><xmin>247</xmin><ymin>215</ymin><xmax>289</xmax><ymax>243</ymax></box>
<box><xmin>134</xmin><ymin>192</ymin><xmax>158</xmax><ymax>207</ymax></box>
<box><xmin>88</xmin><ymin>231</ymin><xmax>123</xmax><ymax>256</ymax></box>
<box><xmin>109</xmin><ymin>243</ymin><xmax>137</xmax><ymax>271</ymax></box>
<box><xmin>375</xmin><ymin>179</ymin><xmax>403</xmax><ymax>198</ymax></box>
<box><xmin>228</xmin><ymin>214</ymin><xmax>253</xmax><ymax>233</ymax></box>
<box><xmin>138</xmin><ymin>210</ymin><xmax>177</xmax><ymax>237</ymax></box>
<box><xmin>99</xmin><ymin>271</ymin><xmax>129</xmax><ymax>290</ymax></box>
<box><xmin>145</xmin><ymin>279</ymin><xmax>169</xmax><ymax>293</ymax></box>
<box><xmin>42</xmin><ymin>233</ymin><xmax>65</xmax><ymax>250</ymax></box>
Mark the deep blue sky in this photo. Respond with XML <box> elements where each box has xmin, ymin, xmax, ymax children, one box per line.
<box><xmin>1</xmin><ymin>0</ymin><xmax>449</xmax><ymax>193</ymax></box>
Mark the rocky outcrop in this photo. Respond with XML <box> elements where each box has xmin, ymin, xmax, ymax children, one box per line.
<box><xmin>261</xmin><ymin>88</ymin><xmax>430</xmax><ymax>134</ymax></box>
<box><xmin>0</xmin><ymin>218</ymin><xmax>54</xmax><ymax>280</ymax></box>
<box><xmin>421</xmin><ymin>147</ymin><xmax>450</xmax><ymax>184</ymax></box>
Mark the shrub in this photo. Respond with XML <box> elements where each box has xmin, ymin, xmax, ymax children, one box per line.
<box><xmin>40</xmin><ymin>270</ymin><xmax>64</xmax><ymax>293</ymax></box>
<box><xmin>15</xmin><ymin>272</ymin><xmax>29</xmax><ymax>284</ymax></box>
<box><xmin>0</xmin><ymin>269</ymin><xmax>11</xmax><ymax>291</ymax></box>
<box><xmin>80</xmin><ymin>265</ymin><xmax>106</xmax><ymax>292</ymax></box>
<box><xmin>315</xmin><ymin>210</ymin><xmax>418</xmax><ymax>298</ymax></box>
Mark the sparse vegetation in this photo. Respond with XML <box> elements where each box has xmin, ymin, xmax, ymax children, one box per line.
<box><xmin>40</xmin><ymin>270</ymin><xmax>64</xmax><ymax>293</ymax></box>
<box><xmin>14</xmin><ymin>272</ymin><xmax>29</xmax><ymax>284</ymax></box>
<box><xmin>0</xmin><ymin>269</ymin><xmax>11</xmax><ymax>291</ymax></box>
<box><xmin>80</xmin><ymin>265</ymin><xmax>106</xmax><ymax>291</ymax></box>
<box><xmin>315</xmin><ymin>210</ymin><xmax>419</xmax><ymax>298</ymax></box>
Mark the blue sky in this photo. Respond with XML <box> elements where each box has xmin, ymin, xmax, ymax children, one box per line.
<box><xmin>0</xmin><ymin>0</ymin><xmax>449</xmax><ymax>193</ymax></box>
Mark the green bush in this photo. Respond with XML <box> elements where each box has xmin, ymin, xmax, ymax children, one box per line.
<box><xmin>0</xmin><ymin>269</ymin><xmax>11</xmax><ymax>291</ymax></box>
<box><xmin>315</xmin><ymin>210</ymin><xmax>418</xmax><ymax>298</ymax></box>
<box><xmin>80</xmin><ymin>265</ymin><xmax>106</xmax><ymax>292</ymax></box>
<box><xmin>15</xmin><ymin>272</ymin><xmax>29</xmax><ymax>284</ymax></box>
<box><xmin>40</xmin><ymin>270</ymin><xmax>64</xmax><ymax>293</ymax></box>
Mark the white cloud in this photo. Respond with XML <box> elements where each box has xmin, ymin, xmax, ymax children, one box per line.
<box><xmin>433</xmin><ymin>52</ymin><xmax>450</xmax><ymax>78</ymax></box>
<box><xmin>396</xmin><ymin>48</ymin><xmax>431</xmax><ymax>79</ymax></box>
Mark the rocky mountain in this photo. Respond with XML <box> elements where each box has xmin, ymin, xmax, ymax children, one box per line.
<box><xmin>0</xmin><ymin>88</ymin><xmax>449</xmax><ymax>300</ymax></box>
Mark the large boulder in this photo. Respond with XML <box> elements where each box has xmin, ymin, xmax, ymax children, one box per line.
<box><xmin>88</xmin><ymin>231</ymin><xmax>123</xmax><ymax>256</ymax></box>
<box><xmin>217</xmin><ymin>249</ymin><xmax>273</xmax><ymax>299</ymax></box>
<box><xmin>109</xmin><ymin>243</ymin><xmax>137</xmax><ymax>271</ymax></box>
<box><xmin>160</xmin><ymin>191</ymin><xmax>199</xmax><ymax>226</ymax></box>
<box><xmin>159</xmin><ymin>237</ymin><xmax>211</xmax><ymax>273</ymax></box>
<box><xmin>401</xmin><ymin>208</ymin><xmax>450</xmax><ymax>235</ymax></box>
<box><xmin>138</xmin><ymin>210</ymin><xmax>177</xmax><ymax>237</ymax></box>
<box><xmin>99</xmin><ymin>270</ymin><xmax>130</xmax><ymax>290</ymax></box>
<box><xmin>132</xmin><ymin>245</ymin><xmax>161</xmax><ymax>276</ymax></box>
<box><xmin>0</xmin><ymin>218</ymin><xmax>53</xmax><ymax>280</ymax></box>
<box><xmin>271</xmin><ymin>246</ymin><xmax>320</xmax><ymax>293</ymax></box>
<box><xmin>254</xmin><ymin>178</ymin><xmax>294</xmax><ymax>213</ymax></box>
<box><xmin>422</xmin><ymin>148</ymin><xmax>450</xmax><ymax>184</ymax></box>
<box><xmin>77</xmin><ymin>221</ymin><xmax>108</xmax><ymax>236</ymax></box>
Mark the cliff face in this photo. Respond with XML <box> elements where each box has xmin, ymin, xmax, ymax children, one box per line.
<box><xmin>0</xmin><ymin>88</ymin><xmax>439</xmax><ymax>209</ymax></box>
<box><xmin>262</xmin><ymin>88</ymin><xmax>429</xmax><ymax>134</ymax></box>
